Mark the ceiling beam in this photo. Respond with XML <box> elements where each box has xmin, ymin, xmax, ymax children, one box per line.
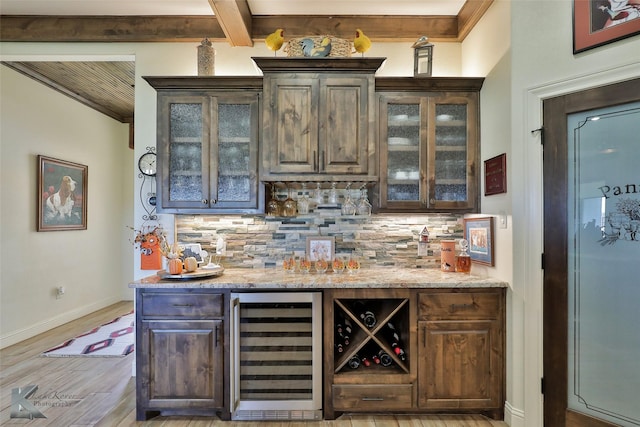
<box><xmin>1</xmin><ymin>15</ymin><xmax>462</xmax><ymax>43</ymax></box>
<box><xmin>457</xmin><ymin>0</ymin><xmax>494</xmax><ymax>41</ymax></box>
<box><xmin>0</xmin><ymin>16</ymin><xmax>225</xmax><ymax>42</ymax></box>
<box><xmin>207</xmin><ymin>0</ymin><xmax>253</xmax><ymax>47</ymax></box>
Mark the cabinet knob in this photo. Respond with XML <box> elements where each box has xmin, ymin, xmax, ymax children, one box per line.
<box><xmin>202</xmin><ymin>199</ymin><xmax>208</xmax><ymax>204</ymax></box>
<box><xmin>429</xmin><ymin>198</ymin><xmax>435</xmax><ymax>204</ymax></box>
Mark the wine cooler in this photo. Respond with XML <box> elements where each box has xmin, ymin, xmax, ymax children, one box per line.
<box><xmin>230</xmin><ymin>292</ymin><xmax>322</xmax><ymax>420</ymax></box>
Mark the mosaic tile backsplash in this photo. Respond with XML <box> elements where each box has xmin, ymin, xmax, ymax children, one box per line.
<box><xmin>176</xmin><ymin>207</ymin><xmax>464</xmax><ymax>270</ymax></box>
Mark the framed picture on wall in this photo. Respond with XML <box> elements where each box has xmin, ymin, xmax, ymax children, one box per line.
<box><xmin>37</xmin><ymin>155</ymin><xmax>88</xmax><ymax>231</ymax></box>
<box><xmin>463</xmin><ymin>217</ymin><xmax>495</xmax><ymax>266</ymax></box>
<box><xmin>573</xmin><ymin>0</ymin><xmax>640</xmax><ymax>53</ymax></box>
<box><xmin>306</xmin><ymin>236</ymin><xmax>335</xmax><ymax>261</ymax></box>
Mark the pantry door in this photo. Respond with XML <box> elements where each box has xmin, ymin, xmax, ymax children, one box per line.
<box><xmin>543</xmin><ymin>78</ymin><xmax>640</xmax><ymax>427</ymax></box>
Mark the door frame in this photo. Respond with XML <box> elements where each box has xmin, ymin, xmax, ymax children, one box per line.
<box><xmin>542</xmin><ymin>78</ymin><xmax>640</xmax><ymax>427</ymax></box>
<box><xmin>521</xmin><ymin>62</ymin><xmax>640</xmax><ymax>427</ymax></box>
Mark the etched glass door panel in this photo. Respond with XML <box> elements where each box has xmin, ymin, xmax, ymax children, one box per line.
<box><xmin>217</xmin><ymin>103</ymin><xmax>251</xmax><ymax>203</ymax></box>
<box><xmin>379</xmin><ymin>95</ymin><xmax>427</xmax><ymax>210</ymax></box>
<box><xmin>433</xmin><ymin>103</ymin><xmax>467</xmax><ymax>202</ymax></box>
<box><xmin>167</xmin><ymin>100</ymin><xmax>208</xmax><ymax>206</ymax></box>
<box><xmin>567</xmin><ymin>101</ymin><xmax>640</xmax><ymax>427</ymax></box>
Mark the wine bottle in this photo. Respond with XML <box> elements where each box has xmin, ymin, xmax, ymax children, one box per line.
<box><xmin>335</xmin><ymin>343</ymin><xmax>344</xmax><ymax>353</ymax></box>
<box><xmin>348</xmin><ymin>354</ymin><xmax>361</xmax><ymax>369</ymax></box>
<box><xmin>361</xmin><ymin>355</ymin><xmax>371</xmax><ymax>367</ymax></box>
<box><xmin>343</xmin><ymin>317</ymin><xmax>353</xmax><ymax>345</ymax></box>
<box><xmin>336</xmin><ymin>313</ymin><xmax>351</xmax><ymax>346</ymax></box>
<box><xmin>371</xmin><ymin>352</ymin><xmax>381</xmax><ymax>365</ymax></box>
<box><xmin>352</xmin><ymin>301</ymin><xmax>376</xmax><ymax>328</ymax></box>
<box><xmin>383</xmin><ymin>322</ymin><xmax>407</xmax><ymax>361</ymax></box>
<box><xmin>377</xmin><ymin>349</ymin><xmax>393</xmax><ymax>367</ymax></box>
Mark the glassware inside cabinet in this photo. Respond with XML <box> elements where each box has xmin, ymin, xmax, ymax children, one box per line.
<box><xmin>434</xmin><ymin>104</ymin><xmax>467</xmax><ymax>202</ymax></box>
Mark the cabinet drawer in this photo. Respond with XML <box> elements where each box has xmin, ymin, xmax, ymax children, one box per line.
<box><xmin>332</xmin><ymin>384</ymin><xmax>413</xmax><ymax>410</ymax></box>
<box><xmin>140</xmin><ymin>292</ymin><xmax>223</xmax><ymax>318</ymax></box>
<box><xmin>418</xmin><ymin>291</ymin><xmax>500</xmax><ymax>320</ymax></box>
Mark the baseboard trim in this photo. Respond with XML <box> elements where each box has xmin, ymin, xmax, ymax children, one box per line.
<box><xmin>504</xmin><ymin>401</ymin><xmax>525</xmax><ymax>427</ymax></box>
<box><xmin>0</xmin><ymin>296</ymin><xmax>122</xmax><ymax>349</ymax></box>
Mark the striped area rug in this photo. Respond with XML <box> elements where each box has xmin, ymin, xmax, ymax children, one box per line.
<box><xmin>42</xmin><ymin>311</ymin><xmax>134</xmax><ymax>357</ymax></box>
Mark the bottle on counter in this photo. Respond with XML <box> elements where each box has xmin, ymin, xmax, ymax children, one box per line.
<box><xmin>352</xmin><ymin>301</ymin><xmax>376</xmax><ymax>328</ymax></box>
<box><xmin>455</xmin><ymin>238</ymin><xmax>472</xmax><ymax>273</ymax></box>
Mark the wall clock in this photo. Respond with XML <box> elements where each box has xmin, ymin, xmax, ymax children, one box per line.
<box><xmin>138</xmin><ymin>152</ymin><xmax>157</xmax><ymax>177</ymax></box>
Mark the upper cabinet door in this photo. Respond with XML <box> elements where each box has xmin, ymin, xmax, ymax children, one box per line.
<box><xmin>378</xmin><ymin>95</ymin><xmax>428</xmax><ymax>211</ymax></box>
<box><xmin>213</xmin><ymin>94</ymin><xmax>261</xmax><ymax>210</ymax></box>
<box><xmin>427</xmin><ymin>93</ymin><xmax>479</xmax><ymax>211</ymax></box>
<box><xmin>320</xmin><ymin>77</ymin><xmax>370</xmax><ymax>175</ymax></box>
<box><xmin>376</xmin><ymin>91</ymin><xmax>480</xmax><ymax>213</ymax></box>
<box><xmin>265</xmin><ymin>77</ymin><xmax>319</xmax><ymax>174</ymax></box>
<box><xmin>156</xmin><ymin>90</ymin><xmax>263</xmax><ymax>214</ymax></box>
<box><xmin>158</xmin><ymin>95</ymin><xmax>211</xmax><ymax>210</ymax></box>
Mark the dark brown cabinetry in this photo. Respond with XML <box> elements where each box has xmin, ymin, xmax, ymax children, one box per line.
<box><xmin>144</xmin><ymin>77</ymin><xmax>263</xmax><ymax>214</ymax></box>
<box><xmin>324</xmin><ymin>287</ymin><xmax>504</xmax><ymax>420</ymax></box>
<box><xmin>135</xmin><ymin>289</ymin><xmax>229</xmax><ymax>421</ymax></box>
<box><xmin>376</xmin><ymin>78</ymin><xmax>483</xmax><ymax>212</ymax></box>
<box><xmin>323</xmin><ymin>289</ymin><xmax>415</xmax><ymax>419</ymax></box>
<box><xmin>255</xmin><ymin>58</ymin><xmax>384</xmax><ymax>182</ymax></box>
<box><xmin>417</xmin><ymin>289</ymin><xmax>505</xmax><ymax>419</ymax></box>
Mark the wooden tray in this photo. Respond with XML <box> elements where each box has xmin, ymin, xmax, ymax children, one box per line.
<box><xmin>157</xmin><ymin>267</ymin><xmax>224</xmax><ymax>280</ymax></box>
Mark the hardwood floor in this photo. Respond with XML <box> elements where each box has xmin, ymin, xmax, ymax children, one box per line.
<box><xmin>0</xmin><ymin>301</ymin><xmax>508</xmax><ymax>427</ymax></box>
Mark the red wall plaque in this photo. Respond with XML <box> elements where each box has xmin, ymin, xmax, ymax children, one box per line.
<box><xmin>484</xmin><ymin>153</ymin><xmax>507</xmax><ymax>196</ymax></box>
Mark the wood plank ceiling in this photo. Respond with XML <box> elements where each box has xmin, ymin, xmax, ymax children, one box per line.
<box><xmin>0</xmin><ymin>0</ymin><xmax>493</xmax><ymax>128</ymax></box>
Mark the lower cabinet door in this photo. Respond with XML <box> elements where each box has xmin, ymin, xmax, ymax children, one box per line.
<box><xmin>417</xmin><ymin>320</ymin><xmax>502</xmax><ymax>410</ymax></box>
<box><xmin>140</xmin><ymin>320</ymin><xmax>223</xmax><ymax>410</ymax></box>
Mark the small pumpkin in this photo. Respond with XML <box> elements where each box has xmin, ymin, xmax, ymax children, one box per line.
<box><xmin>168</xmin><ymin>258</ymin><xmax>183</xmax><ymax>275</ymax></box>
<box><xmin>184</xmin><ymin>256</ymin><xmax>198</xmax><ymax>272</ymax></box>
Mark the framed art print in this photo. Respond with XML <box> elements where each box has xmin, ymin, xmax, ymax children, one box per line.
<box><xmin>306</xmin><ymin>236</ymin><xmax>335</xmax><ymax>261</ymax></box>
<box><xmin>38</xmin><ymin>155</ymin><xmax>88</xmax><ymax>231</ymax></box>
<box><xmin>463</xmin><ymin>217</ymin><xmax>495</xmax><ymax>266</ymax></box>
<box><xmin>573</xmin><ymin>0</ymin><xmax>640</xmax><ymax>53</ymax></box>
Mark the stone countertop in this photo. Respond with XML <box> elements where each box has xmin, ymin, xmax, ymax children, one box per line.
<box><xmin>129</xmin><ymin>267</ymin><xmax>508</xmax><ymax>289</ymax></box>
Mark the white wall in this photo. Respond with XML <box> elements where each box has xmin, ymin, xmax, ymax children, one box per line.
<box><xmin>509</xmin><ymin>2</ymin><xmax>640</xmax><ymax>427</ymax></box>
<box><xmin>0</xmin><ymin>65</ymin><xmax>132</xmax><ymax>348</ymax></box>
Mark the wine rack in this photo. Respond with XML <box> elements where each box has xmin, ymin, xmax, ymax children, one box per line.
<box><xmin>332</xmin><ymin>295</ymin><xmax>410</xmax><ymax>375</ymax></box>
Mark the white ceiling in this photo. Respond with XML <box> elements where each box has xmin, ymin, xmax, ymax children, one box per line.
<box><xmin>0</xmin><ymin>0</ymin><xmax>466</xmax><ymax>16</ymax></box>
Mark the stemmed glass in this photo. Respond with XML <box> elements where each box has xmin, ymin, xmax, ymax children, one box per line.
<box><xmin>341</xmin><ymin>182</ymin><xmax>357</xmax><ymax>216</ymax></box>
<box><xmin>282</xmin><ymin>184</ymin><xmax>297</xmax><ymax>217</ymax></box>
<box><xmin>297</xmin><ymin>182</ymin><xmax>310</xmax><ymax>214</ymax></box>
<box><xmin>266</xmin><ymin>183</ymin><xmax>281</xmax><ymax>216</ymax></box>
<box><xmin>356</xmin><ymin>185</ymin><xmax>372</xmax><ymax>216</ymax></box>
<box><xmin>328</xmin><ymin>182</ymin><xmax>338</xmax><ymax>204</ymax></box>
<box><xmin>313</xmin><ymin>182</ymin><xmax>324</xmax><ymax>206</ymax></box>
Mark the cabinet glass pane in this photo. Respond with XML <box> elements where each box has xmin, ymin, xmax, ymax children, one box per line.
<box><xmin>434</xmin><ymin>104</ymin><xmax>467</xmax><ymax>201</ymax></box>
<box><xmin>218</xmin><ymin>104</ymin><xmax>251</xmax><ymax>202</ymax></box>
<box><xmin>169</xmin><ymin>103</ymin><xmax>203</xmax><ymax>202</ymax></box>
<box><xmin>387</xmin><ymin>104</ymin><xmax>420</xmax><ymax>201</ymax></box>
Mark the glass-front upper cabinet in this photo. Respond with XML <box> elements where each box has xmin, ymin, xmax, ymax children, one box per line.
<box><xmin>379</xmin><ymin>95</ymin><xmax>428</xmax><ymax>210</ymax></box>
<box><xmin>377</xmin><ymin>92</ymin><xmax>479</xmax><ymax>212</ymax></box>
<box><xmin>428</xmin><ymin>94</ymin><xmax>478</xmax><ymax>210</ymax></box>
<box><xmin>157</xmin><ymin>92</ymin><xmax>262</xmax><ymax>213</ymax></box>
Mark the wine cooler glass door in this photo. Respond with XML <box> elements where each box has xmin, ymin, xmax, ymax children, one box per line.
<box><xmin>230</xmin><ymin>292</ymin><xmax>323</xmax><ymax>420</ymax></box>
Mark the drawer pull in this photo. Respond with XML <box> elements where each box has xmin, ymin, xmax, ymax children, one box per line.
<box><xmin>449</xmin><ymin>302</ymin><xmax>478</xmax><ymax>312</ymax></box>
<box><xmin>361</xmin><ymin>397</ymin><xmax>384</xmax><ymax>401</ymax></box>
<box><xmin>172</xmin><ymin>303</ymin><xmax>195</xmax><ymax>307</ymax></box>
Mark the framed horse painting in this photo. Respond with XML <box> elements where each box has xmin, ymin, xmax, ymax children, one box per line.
<box><xmin>37</xmin><ymin>155</ymin><xmax>88</xmax><ymax>231</ymax></box>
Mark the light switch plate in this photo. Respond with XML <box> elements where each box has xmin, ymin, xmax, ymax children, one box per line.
<box><xmin>498</xmin><ymin>211</ymin><xmax>507</xmax><ymax>229</ymax></box>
